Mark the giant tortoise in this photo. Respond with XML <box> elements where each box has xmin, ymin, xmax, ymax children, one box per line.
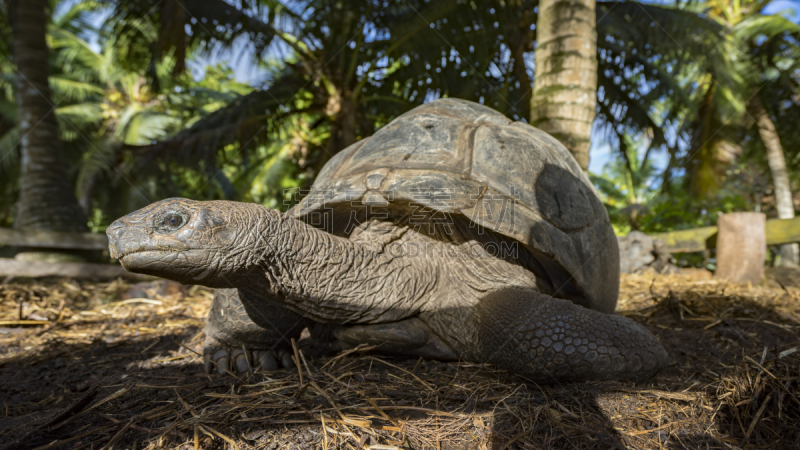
<box><xmin>107</xmin><ymin>98</ymin><xmax>669</xmax><ymax>381</ymax></box>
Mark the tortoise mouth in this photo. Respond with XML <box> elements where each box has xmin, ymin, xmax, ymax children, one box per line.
<box><xmin>111</xmin><ymin>242</ymin><xmax>193</xmax><ymax>261</ymax></box>
<box><xmin>116</xmin><ymin>249</ymin><xmax>184</xmax><ymax>269</ymax></box>
<box><xmin>117</xmin><ymin>249</ymin><xmax>171</xmax><ymax>259</ymax></box>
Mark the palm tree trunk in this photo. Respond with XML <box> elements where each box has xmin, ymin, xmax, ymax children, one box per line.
<box><xmin>531</xmin><ymin>0</ymin><xmax>597</xmax><ymax>171</ymax></box>
<box><xmin>12</xmin><ymin>0</ymin><xmax>87</xmax><ymax>233</ymax></box>
<box><xmin>749</xmin><ymin>96</ymin><xmax>798</xmax><ymax>266</ymax></box>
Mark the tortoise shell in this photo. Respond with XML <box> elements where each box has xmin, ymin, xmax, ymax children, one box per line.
<box><xmin>293</xmin><ymin>98</ymin><xmax>619</xmax><ymax>312</ymax></box>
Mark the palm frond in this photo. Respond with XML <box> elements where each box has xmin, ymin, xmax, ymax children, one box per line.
<box><xmin>380</xmin><ymin>0</ymin><xmax>533</xmax><ymax>118</ymax></box>
<box><xmin>50</xmin><ymin>76</ymin><xmax>105</xmax><ymax>103</ymax></box>
<box><xmin>54</xmin><ymin>0</ymin><xmax>107</xmax><ymax>36</ymax></box>
<box><xmin>184</xmin><ymin>0</ymin><xmax>281</xmax><ymax>51</ymax></box>
<box><xmin>56</xmin><ymin>103</ymin><xmax>104</xmax><ymax>127</ymax></box>
<box><xmin>75</xmin><ymin>136</ymin><xmax>117</xmax><ymax>201</ymax></box>
<box><xmin>56</xmin><ymin>103</ymin><xmax>104</xmax><ymax>143</ymax></box>
<box><xmin>0</xmin><ymin>123</ymin><xmax>20</xmax><ymax>173</ymax></box>
<box><xmin>0</xmin><ymin>71</ymin><xmax>14</xmax><ymax>103</ymax></box>
<box><xmin>0</xmin><ymin>1</ymin><xmax>11</xmax><ymax>59</ymax></box>
<box><xmin>734</xmin><ymin>13</ymin><xmax>800</xmax><ymax>42</ymax></box>
<box><xmin>598</xmin><ymin>1</ymin><xmax>726</xmax><ymax>59</ymax></box>
<box><xmin>103</xmin><ymin>0</ymin><xmax>288</xmax><ymax>77</ymax></box>
<box><xmin>130</xmin><ymin>73</ymin><xmax>310</xmax><ymax>167</ymax></box>
<box><xmin>590</xmin><ymin>173</ymin><xmax>630</xmax><ymax>204</ymax></box>
<box><xmin>49</xmin><ymin>27</ymin><xmax>106</xmax><ymax>82</ymax></box>
<box><xmin>121</xmin><ymin>111</ymin><xmax>181</xmax><ymax>145</ymax></box>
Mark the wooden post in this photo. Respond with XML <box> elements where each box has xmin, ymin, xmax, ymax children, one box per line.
<box><xmin>714</xmin><ymin>212</ymin><xmax>766</xmax><ymax>283</ymax></box>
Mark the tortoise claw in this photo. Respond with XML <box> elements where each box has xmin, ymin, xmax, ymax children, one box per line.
<box><xmin>213</xmin><ymin>349</ymin><xmax>229</xmax><ymax>374</ymax></box>
<box><xmin>257</xmin><ymin>351</ymin><xmax>279</xmax><ymax>371</ymax></box>
<box><xmin>204</xmin><ymin>351</ymin><xmax>213</xmax><ymax>374</ymax></box>
<box><xmin>233</xmin><ymin>349</ymin><xmax>250</xmax><ymax>373</ymax></box>
<box><xmin>279</xmin><ymin>349</ymin><xmax>295</xmax><ymax>369</ymax></box>
<box><xmin>202</xmin><ymin>345</ymin><xmax>295</xmax><ymax>375</ymax></box>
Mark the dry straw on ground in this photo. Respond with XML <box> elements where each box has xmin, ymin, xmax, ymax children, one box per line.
<box><xmin>0</xmin><ymin>270</ymin><xmax>798</xmax><ymax>449</ymax></box>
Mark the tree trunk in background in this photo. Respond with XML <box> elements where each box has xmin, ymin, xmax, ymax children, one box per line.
<box><xmin>12</xmin><ymin>0</ymin><xmax>87</xmax><ymax>233</ymax></box>
<box><xmin>750</xmin><ymin>96</ymin><xmax>798</xmax><ymax>266</ymax></box>
<box><xmin>531</xmin><ymin>0</ymin><xmax>597</xmax><ymax>171</ymax></box>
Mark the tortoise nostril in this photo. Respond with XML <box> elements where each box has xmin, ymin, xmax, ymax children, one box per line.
<box><xmin>106</xmin><ymin>220</ymin><xmax>127</xmax><ymax>245</ymax></box>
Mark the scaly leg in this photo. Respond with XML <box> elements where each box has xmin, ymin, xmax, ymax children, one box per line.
<box><xmin>330</xmin><ymin>317</ymin><xmax>458</xmax><ymax>361</ymax></box>
<box><xmin>477</xmin><ymin>288</ymin><xmax>669</xmax><ymax>382</ymax></box>
<box><xmin>204</xmin><ymin>288</ymin><xmax>313</xmax><ymax>373</ymax></box>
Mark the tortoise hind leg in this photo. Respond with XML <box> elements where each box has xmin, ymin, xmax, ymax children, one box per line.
<box><xmin>204</xmin><ymin>289</ymin><xmax>313</xmax><ymax>374</ymax></box>
<box><xmin>330</xmin><ymin>318</ymin><xmax>458</xmax><ymax>361</ymax></box>
<box><xmin>476</xmin><ymin>288</ymin><xmax>669</xmax><ymax>382</ymax></box>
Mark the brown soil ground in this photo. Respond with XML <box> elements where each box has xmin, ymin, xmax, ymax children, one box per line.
<box><xmin>0</xmin><ymin>270</ymin><xmax>799</xmax><ymax>450</ymax></box>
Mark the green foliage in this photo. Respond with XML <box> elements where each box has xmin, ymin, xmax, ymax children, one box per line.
<box><xmin>0</xmin><ymin>0</ymin><xmax>796</xmax><ymax>235</ymax></box>
<box><xmin>601</xmin><ymin>163</ymin><xmax>760</xmax><ymax>238</ymax></box>
<box><xmin>591</xmin><ymin>133</ymin><xmax>660</xmax><ymax>233</ymax></box>
<box><xmin>589</xmin><ymin>0</ymin><xmax>799</xmax><ymax>242</ymax></box>
<box><xmin>592</xmin><ymin>133</ymin><xmax>768</xmax><ymax>238</ymax></box>
<box><xmin>660</xmin><ymin>0</ymin><xmax>800</xmax><ymax>197</ymax></box>
<box><xmin>637</xmin><ymin>191</ymin><xmax>750</xmax><ymax>234</ymax></box>
<box><xmin>0</xmin><ymin>0</ymin><xmax>262</xmax><ymax>228</ymax></box>
<box><xmin>125</xmin><ymin>0</ymin><xmax>747</xmax><ymax>210</ymax></box>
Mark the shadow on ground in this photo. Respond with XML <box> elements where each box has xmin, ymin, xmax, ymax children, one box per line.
<box><xmin>0</xmin><ymin>273</ymin><xmax>798</xmax><ymax>449</ymax></box>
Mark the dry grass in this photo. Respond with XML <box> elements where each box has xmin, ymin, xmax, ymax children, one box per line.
<box><xmin>0</xmin><ymin>270</ymin><xmax>798</xmax><ymax>449</ymax></box>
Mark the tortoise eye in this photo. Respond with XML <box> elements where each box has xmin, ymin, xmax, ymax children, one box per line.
<box><xmin>161</xmin><ymin>213</ymin><xmax>185</xmax><ymax>229</ymax></box>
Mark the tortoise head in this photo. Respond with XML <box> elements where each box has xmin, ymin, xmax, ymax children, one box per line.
<box><xmin>107</xmin><ymin>198</ymin><xmax>270</xmax><ymax>286</ymax></box>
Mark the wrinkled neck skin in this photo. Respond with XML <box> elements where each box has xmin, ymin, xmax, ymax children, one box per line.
<box><xmin>233</xmin><ymin>207</ymin><xmax>439</xmax><ymax>324</ymax></box>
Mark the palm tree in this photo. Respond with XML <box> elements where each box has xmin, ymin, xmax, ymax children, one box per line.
<box><xmin>0</xmin><ymin>1</ymin><xmax>256</xmax><ymax>229</ymax></box>
<box><xmin>595</xmin><ymin>0</ymin><xmax>798</xmax><ymax>264</ymax></box>
<box><xmin>389</xmin><ymin>0</ymin><xmax>726</xmax><ymax>176</ymax></box>
<box><xmin>531</xmin><ymin>0</ymin><xmax>597</xmax><ymax>170</ymax></box>
<box><xmin>113</xmin><ymin>0</ymin><xmax>468</xmax><ymax>206</ymax></box>
<box><xmin>48</xmin><ymin>22</ymin><xmax>256</xmax><ymax>222</ymax></box>
<box><xmin>750</xmin><ymin>95</ymin><xmax>797</xmax><ymax>265</ymax></box>
<box><xmin>590</xmin><ymin>133</ymin><xmax>659</xmax><ymax>231</ymax></box>
<box><xmin>123</xmin><ymin>1</ymin><xmax>723</xmax><ymax>188</ymax></box>
<box><xmin>686</xmin><ymin>0</ymin><xmax>799</xmax><ymax>265</ymax></box>
<box><xmin>8</xmin><ymin>0</ymin><xmax>87</xmax><ymax>234</ymax></box>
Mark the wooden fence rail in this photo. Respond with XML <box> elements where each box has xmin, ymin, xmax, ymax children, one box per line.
<box><xmin>0</xmin><ymin>259</ymin><xmax>150</xmax><ymax>280</ymax></box>
<box><xmin>0</xmin><ymin>228</ymin><xmax>108</xmax><ymax>250</ymax></box>
<box><xmin>651</xmin><ymin>216</ymin><xmax>800</xmax><ymax>253</ymax></box>
<box><xmin>0</xmin><ymin>228</ymin><xmax>150</xmax><ymax>280</ymax></box>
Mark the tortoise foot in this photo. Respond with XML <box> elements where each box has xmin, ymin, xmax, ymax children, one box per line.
<box><xmin>202</xmin><ymin>340</ymin><xmax>295</xmax><ymax>374</ymax></box>
<box><xmin>202</xmin><ymin>289</ymin><xmax>310</xmax><ymax>374</ymax></box>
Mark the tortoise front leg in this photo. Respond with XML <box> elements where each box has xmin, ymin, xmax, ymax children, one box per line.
<box><xmin>476</xmin><ymin>288</ymin><xmax>669</xmax><ymax>382</ymax></box>
<box><xmin>204</xmin><ymin>289</ymin><xmax>313</xmax><ymax>373</ymax></box>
